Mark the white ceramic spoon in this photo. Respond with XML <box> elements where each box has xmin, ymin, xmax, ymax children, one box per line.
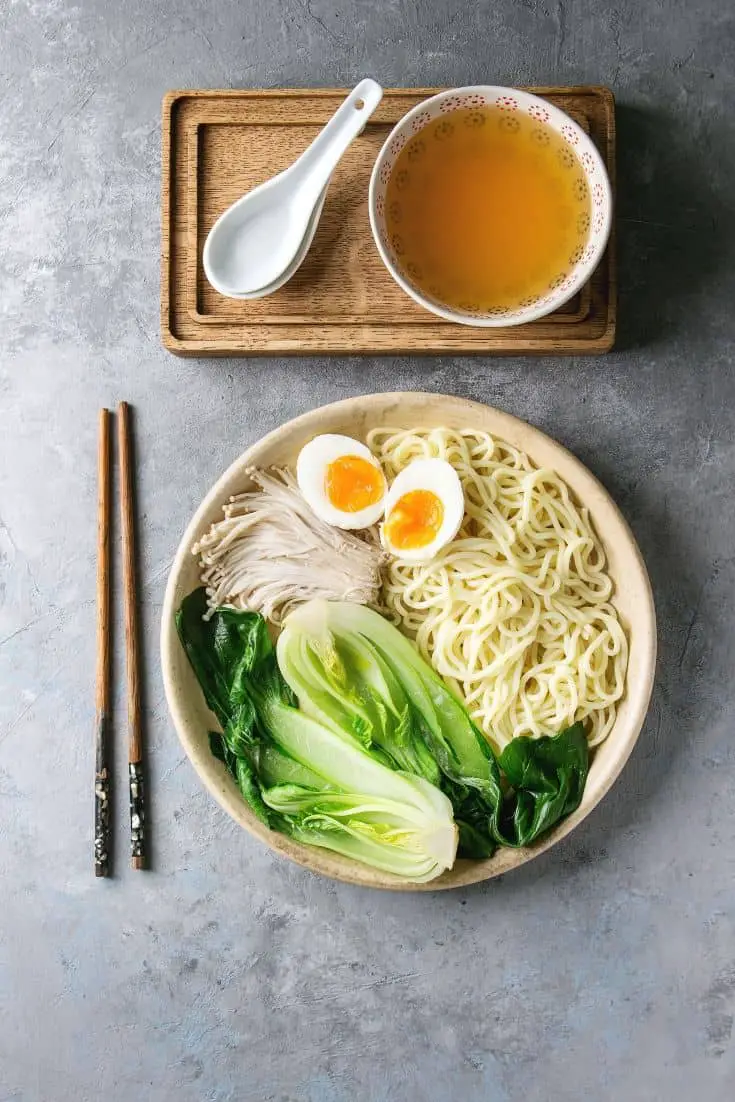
<box><xmin>203</xmin><ymin>78</ymin><xmax>383</xmax><ymax>298</ymax></box>
<box><xmin>218</xmin><ymin>185</ymin><xmax>328</xmax><ymax>300</ymax></box>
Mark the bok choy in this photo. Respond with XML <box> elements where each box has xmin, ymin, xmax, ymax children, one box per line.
<box><xmin>277</xmin><ymin>600</ymin><xmax>590</xmax><ymax>855</ymax></box>
<box><xmin>176</xmin><ymin>588</ymin><xmax>458</xmax><ymax>882</ymax></box>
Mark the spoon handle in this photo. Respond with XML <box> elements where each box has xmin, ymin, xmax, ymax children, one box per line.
<box><xmin>295</xmin><ymin>79</ymin><xmax>383</xmax><ymax>201</ymax></box>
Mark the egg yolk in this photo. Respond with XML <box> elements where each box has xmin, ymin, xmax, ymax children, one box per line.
<box><xmin>384</xmin><ymin>489</ymin><xmax>444</xmax><ymax>549</ymax></box>
<box><xmin>325</xmin><ymin>455</ymin><xmax>384</xmax><ymax>513</ymax></box>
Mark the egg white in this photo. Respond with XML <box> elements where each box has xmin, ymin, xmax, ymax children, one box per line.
<box><xmin>381</xmin><ymin>458</ymin><xmax>465</xmax><ymax>562</ymax></box>
<box><xmin>296</xmin><ymin>434</ymin><xmax>387</xmax><ymax>530</ymax></box>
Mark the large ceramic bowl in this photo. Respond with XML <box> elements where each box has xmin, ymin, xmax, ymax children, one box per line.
<box><xmin>161</xmin><ymin>394</ymin><xmax>655</xmax><ymax>890</ymax></box>
<box><xmin>368</xmin><ymin>86</ymin><xmax>613</xmax><ymax>327</ymax></box>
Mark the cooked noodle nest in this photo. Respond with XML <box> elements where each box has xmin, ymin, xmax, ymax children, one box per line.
<box><xmin>368</xmin><ymin>426</ymin><xmax>628</xmax><ymax>754</ymax></box>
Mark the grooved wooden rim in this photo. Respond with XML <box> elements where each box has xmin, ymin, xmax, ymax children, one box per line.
<box><xmin>160</xmin><ymin>86</ymin><xmax>616</xmax><ymax>355</ymax></box>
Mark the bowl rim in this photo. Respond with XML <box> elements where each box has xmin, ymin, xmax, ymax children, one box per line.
<box><xmin>161</xmin><ymin>392</ymin><xmax>656</xmax><ymax>891</ymax></box>
<box><xmin>367</xmin><ymin>85</ymin><xmax>613</xmax><ymax>328</ymax></box>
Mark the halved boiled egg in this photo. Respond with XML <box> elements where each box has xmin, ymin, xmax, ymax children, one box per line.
<box><xmin>381</xmin><ymin>458</ymin><xmax>465</xmax><ymax>562</ymax></box>
<box><xmin>296</xmin><ymin>434</ymin><xmax>387</xmax><ymax>529</ymax></box>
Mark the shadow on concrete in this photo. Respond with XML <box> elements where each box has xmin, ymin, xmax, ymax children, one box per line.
<box><xmin>614</xmin><ymin>103</ymin><xmax>731</xmax><ymax>350</ymax></box>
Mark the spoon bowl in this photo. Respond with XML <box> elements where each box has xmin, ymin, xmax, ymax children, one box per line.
<box><xmin>211</xmin><ymin>187</ymin><xmax>328</xmax><ymax>300</ymax></box>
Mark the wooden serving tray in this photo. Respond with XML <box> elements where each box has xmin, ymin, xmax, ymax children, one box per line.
<box><xmin>161</xmin><ymin>87</ymin><xmax>616</xmax><ymax>356</ymax></box>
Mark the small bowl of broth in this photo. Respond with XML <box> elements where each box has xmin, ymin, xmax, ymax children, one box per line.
<box><xmin>368</xmin><ymin>86</ymin><xmax>612</xmax><ymax>327</ymax></box>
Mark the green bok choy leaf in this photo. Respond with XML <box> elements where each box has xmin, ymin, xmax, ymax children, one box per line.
<box><xmin>176</xmin><ymin>588</ymin><xmax>458</xmax><ymax>882</ymax></box>
<box><xmin>277</xmin><ymin>600</ymin><xmax>589</xmax><ymax>854</ymax></box>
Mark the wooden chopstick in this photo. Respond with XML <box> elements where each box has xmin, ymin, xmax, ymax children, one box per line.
<box><xmin>118</xmin><ymin>402</ymin><xmax>146</xmax><ymax>869</ymax></box>
<box><xmin>94</xmin><ymin>409</ymin><xmax>112</xmax><ymax>877</ymax></box>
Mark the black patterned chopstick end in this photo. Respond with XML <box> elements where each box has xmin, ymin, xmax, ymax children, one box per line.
<box><xmin>129</xmin><ymin>760</ymin><xmax>146</xmax><ymax>867</ymax></box>
<box><xmin>94</xmin><ymin>765</ymin><xmax>110</xmax><ymax>877</ymax></box>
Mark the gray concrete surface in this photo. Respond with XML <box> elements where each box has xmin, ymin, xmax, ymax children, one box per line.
<box><xmin>1</xmin><ymin>1</ymin><xmax>734</xmax><ymax>1099</ymax></box>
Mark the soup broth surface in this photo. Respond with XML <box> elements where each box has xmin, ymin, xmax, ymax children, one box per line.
<box><xmin>384</xmin><ymin>106</ymin><xmax>592</xmax><ymax>314</ymax></box>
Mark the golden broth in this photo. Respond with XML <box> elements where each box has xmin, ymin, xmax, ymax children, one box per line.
<box><xmin>384</xmin><ymin>106</ymin><xmax>591</xmax><ymax>314</ymax></box>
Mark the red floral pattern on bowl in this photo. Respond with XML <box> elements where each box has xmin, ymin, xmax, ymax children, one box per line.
<box><xmin>411</xmin><ymin>111</ymin><xmax>432</xmax><ymax>132</ymax></box>
<box><xmin>528</xmin><ymin>103</ymin><xmax>550</xmax><ymax>122</ymax></box>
